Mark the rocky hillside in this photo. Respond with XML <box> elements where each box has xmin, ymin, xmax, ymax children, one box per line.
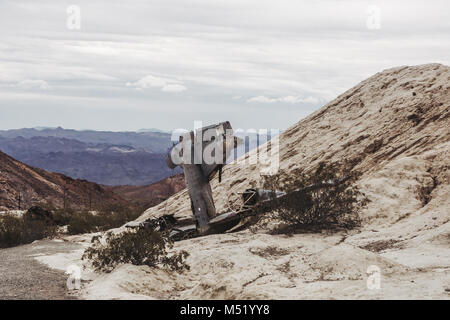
<box><xmin>0</xmin><ymin>150</ymin><xmax>127</xmax><ymax>210</ymax></box>
<box><xmin>107</xmin><ymin>174</ymin><xmax>186</xmax><ymax>208</ymax></box>
<box><xmin>85</xmin><ymin>63</ymin><xmax>448</xmax><ymax>299</ymax></box>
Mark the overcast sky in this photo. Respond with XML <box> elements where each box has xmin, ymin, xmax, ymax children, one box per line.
<box><xmin>0</xmin><ymin>0</ymin><xmax>449</xmax><ymax>132</ymax></box>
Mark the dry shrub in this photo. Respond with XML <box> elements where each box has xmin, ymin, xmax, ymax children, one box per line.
<box><xmin>82</xmin><ymin>228</ymin><xmax>190</xmax><ymax>273</ymax></box>
<box><xmin>257</xmin><ymin>162</ymin><xmax>369</xmax><ymax>233</ymax></box>
<box><xmin>54</xmin><ymin>204</ymin><xmax>144</xmax><ymax>235</ymax></box>
<box><xmin>0</xmin><ymin>214</ymin><xmax>56</xmax><ymax>248</ymax></box>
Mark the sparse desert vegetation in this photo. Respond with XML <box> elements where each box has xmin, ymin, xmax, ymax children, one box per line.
<box><xmin>82</xmin><ymin>228</ymin><xmax>190</xmax><ymax>273</ymax></box>
<box><xmin>255</xmin><ymin>162</ymin><xmax>369</xmax><ymax>233</ymax></box>
<box><xmin>0</xmin><ymin>204</ymin><xmax>145</xmax><ymax>248</ymax></box>
<box><xmin>61</xmin><ymin>204</ymin><xmax>145</xmax><ymax>235</ymax></box>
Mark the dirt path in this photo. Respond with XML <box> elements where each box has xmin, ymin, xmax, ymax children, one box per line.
<box><xmin>0</xmin><ymin>240</ymin><xmax>83</xmax><ymax>300</ymax></box>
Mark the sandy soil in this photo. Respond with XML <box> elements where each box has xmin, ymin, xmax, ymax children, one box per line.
<box><xmin>0</xmin><ymin>240</ymin><xmax>82</xmax><ymax>299</ymax></box>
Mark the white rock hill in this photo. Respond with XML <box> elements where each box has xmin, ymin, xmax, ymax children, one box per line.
<box><xmin>42</xmin><ymin>63</ymin><xmax>450</xmax><ymax>299</ymax></box>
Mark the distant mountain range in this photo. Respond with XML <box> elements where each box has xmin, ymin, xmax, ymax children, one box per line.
<box><xmin>0</xmin><ymin>128</ymin><xmax>178</xmax><ymax>186</ymax></box>
<box><xmin>0</xmin><ymin>127</ymin><xmax>274</xmax><ymax>186</ymax></box>
<box><xmin>0</xmin><ymin>127</ymin><xmax>172</xmax><ymax>152</ymax></box>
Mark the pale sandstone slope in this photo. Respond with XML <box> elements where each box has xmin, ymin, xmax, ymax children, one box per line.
<box><xmin>58</xmin><ymin>63</ymin><xmax>449</xmax><ymax>299</ymax></box>
<box><xmin>138</xmin><ymin>63</ymin><xmax>449</xmax><ymax>226</ymax></box>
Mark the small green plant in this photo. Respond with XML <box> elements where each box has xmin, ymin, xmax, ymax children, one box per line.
<box><xmin>82</xmin><ymin>228</ymin><xmax>190</xmax><ymax>273</ymax></box>
<box><xmin>257</xmin><ymin>161</ymin><xmax>369</xmax><ymax>233</ymax></box>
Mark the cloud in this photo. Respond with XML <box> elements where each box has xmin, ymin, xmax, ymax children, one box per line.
<box><xmin>0</xmin><ymin>0</ymin><xmax>449</xmax><ymax>131</ymax></box>
<box><xmin>247</xmin><ymin>95</ymin><xmax>320</xmax><ymax>104</ymax></box>
<box><xmin>15</xmin><ymin>79</ymin><xmax>50</xmax><ymax>90</ymax></box>
<box><xmin>247</xmin><ymin>96</ymin><xmax>277</xmax><ymax>103</ymax></box>
<box><xmin>126</xmin><ymin>75</ymin><xmax>186</xmax><ymax>93</ymax></box>
<box><xmin>161</xmin><ymin>84</ymin><xmax>187</xmax><ymax>92</ymax></box>
<box><xmin>126</xmin><ymin>75</ymin><xmax>167</xmax><ymax>89</ymax></box>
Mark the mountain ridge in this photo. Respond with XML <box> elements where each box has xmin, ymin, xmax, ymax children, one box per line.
<box><xmin>0</xmin><ymin>149</ymin><xmax>127</xmax><ymax>210</ymax></box>
<box><xmin>0</xmin><ymin>127</ymin><xmax>173</xmax><ymax>152</ymax></box>
<box><xmin>0</xmin><ymin>133</ymin><xmax>179</xmax><ymax>186</ymax></box>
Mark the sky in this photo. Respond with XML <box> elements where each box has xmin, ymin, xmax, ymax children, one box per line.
<box><xmin>0</xmin><ymin>0</ymin><xmax>449</xmax><ymax>132</ymax></box>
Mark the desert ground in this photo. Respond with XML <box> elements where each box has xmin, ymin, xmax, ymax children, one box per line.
<box><xmin>4</xmin><ymin>63</ymin><xmax>449</xmax><ymax>300</ymax></box>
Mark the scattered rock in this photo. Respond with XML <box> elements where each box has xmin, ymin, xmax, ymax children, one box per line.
<box><xmin>364</xmin><ymin>139</ymin><xmax>383</xmax><ymax>154</ymax></box>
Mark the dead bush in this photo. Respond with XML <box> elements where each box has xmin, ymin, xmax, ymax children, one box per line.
<box><xmin>0</xmin><ymin>214</ymin><xmax>56</xmax><ymax>248</ymax></box>
<box><xmin>257</xmin><ymin>162</ymin><xmax>369</xmax><ymax>233</ymax></box>
<box><xmin>62</xmin><ymin>205</ymin><xmax>143</xmax><ymax>235</ymax></box>
<box><xmin>82</xmin><ymin>228</ymin><xmax>190</xmax><ymax>273</ymax></box>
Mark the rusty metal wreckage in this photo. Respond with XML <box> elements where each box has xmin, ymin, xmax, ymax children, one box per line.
<box><xmin>126</xmin><ymin>121</ymin><xmax>350</xmax><ymax>241</ymax></box>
